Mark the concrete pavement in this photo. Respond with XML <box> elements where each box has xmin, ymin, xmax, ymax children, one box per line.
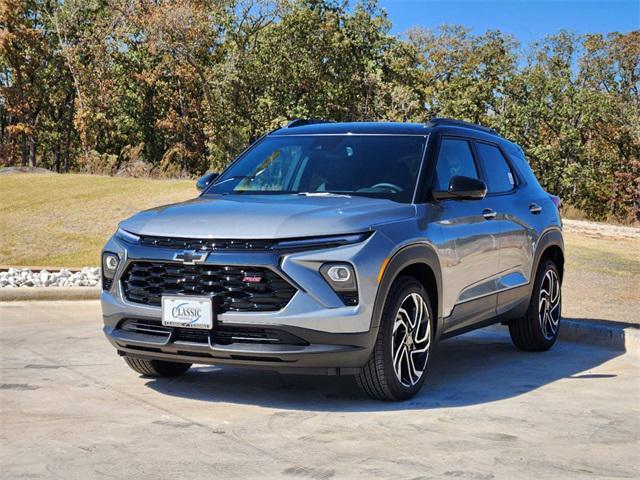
<box><xmin>1</xmin><ymin>301</ymin><xmax>638</xmax><ymax>479</ymax></box>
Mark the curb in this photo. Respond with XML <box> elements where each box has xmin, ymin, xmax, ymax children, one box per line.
<box><xmin>489</xmin><ymin>319</ymin><xmax>639</xmax><ymax>357</ymax></box>
<box><xmin>0</xmin><ymin>287</ymin><xmax>100</xmax><ymax>302</ymax></box>
<box><xmin>559</xmin><ymin>318</ymin><xmax>639</xmax><ymax>356</ymax></box>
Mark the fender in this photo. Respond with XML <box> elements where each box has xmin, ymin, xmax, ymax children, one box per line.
<box><xmin>370</xmin><ymin>242</ymin><xmax>443</xmax><ymax>339</ymax></box>
<box><xmin>532</xmin><ymin>227</ymin><xmax>565</xmax><ymax>285</ymax></box>
<box><xmin>495</xmin><ymin>226</ymin><xmax>565</xmax><ymax>324</ymax></box>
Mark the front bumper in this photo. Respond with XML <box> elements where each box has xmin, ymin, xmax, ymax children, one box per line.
<box><xmin>104</xmin><ymin>315</ymin><xmax>374</xmax><ymax>374</ymax></box>
<box><xmin>101</xmin><ymin>231</ymin><xmax>394</xmax><ymax>373</ymax></box>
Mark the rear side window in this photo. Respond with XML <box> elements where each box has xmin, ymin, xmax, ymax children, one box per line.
<box><xmin>433</xmin><ymin>138</ymin><xmax>478</xmax><ymax>190</ymax></box>
<box><xmin>475</xmin><ymin>143</ymin><xmax>516</xmax><ymax>193</ymax></box>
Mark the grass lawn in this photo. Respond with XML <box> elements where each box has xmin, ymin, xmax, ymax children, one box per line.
<box><xmin>0</xmin><ymin>173</ymin><xmax>195</xmax><ymax>267</ymax></box>
<box><xmin>562</xmin><ymin>231</ymin><xmax>640</xmax><ymax>324</ymax></box>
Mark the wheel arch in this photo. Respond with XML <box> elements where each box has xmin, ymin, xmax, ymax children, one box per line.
<box><xmin>372</xmin><ymin>243</ymin><xmax>443</xmax><ymax>338</ymax></box>
<box><xmin>533</xmin><ymin>228</ymin><xmax>565</xmax><ymax>283</ymax></box>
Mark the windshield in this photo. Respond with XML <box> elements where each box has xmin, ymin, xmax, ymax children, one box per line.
<box><xmin>205</xmin><ymin>135</ymin><xmax>427</xmax><ymax>203</ymax></box>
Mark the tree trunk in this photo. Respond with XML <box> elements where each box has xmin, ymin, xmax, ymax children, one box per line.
<box><xmin>21</xmin><ymin>134</ymin><xmax>28</xmax><ymax>167</ymax></box>
<box><xmin>54</xmin><ymin>144</ymin><xmax>61</xmax><ymax>172</ymax></box>
<box><xmin>28</xmin><ymin>137</ymin><xmax>37</xmax><ymax>168</ymax></box>
<box><xmin>64</xmin><ymin>95</ymin><xmax>75</xmax><ymax>172</ymax></box>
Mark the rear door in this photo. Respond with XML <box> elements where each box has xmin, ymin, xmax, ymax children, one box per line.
<box><xmin>433</xmin><ymin>136</ymin><xmax>504</xmax><ymax>332</ymax></box>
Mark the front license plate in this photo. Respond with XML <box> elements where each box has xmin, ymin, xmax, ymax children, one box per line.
<box><xmin>162</xmin><ymin>296</ymin><xmax>213</xmax><ymax>330</ymax></box>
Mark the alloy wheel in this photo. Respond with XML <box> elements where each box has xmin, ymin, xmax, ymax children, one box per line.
<box><xmin>391</xmin><ymin>292</ymin><xmax>431</xmax><ymax>387</ymax></box>
<box><xmin>538</xmin><ymin>269</ymin><xmax>560</xmax><ymax>339</ymax></box>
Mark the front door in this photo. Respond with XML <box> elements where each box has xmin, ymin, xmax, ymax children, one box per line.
<box><xmin>431</xmin><ymin>136</ymin><xmax>504</xmax><ymax>332</ymax></box>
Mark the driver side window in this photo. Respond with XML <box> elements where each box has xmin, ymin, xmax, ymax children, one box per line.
<box><xmin>236</xmin><ymin>146</ymin><xmax>303</xmax><ymax>191</ymax></box>
<box><xmin>433</xmin><ymin>138</ymin><xmax>478</xmax><ymax>190</ymax></box>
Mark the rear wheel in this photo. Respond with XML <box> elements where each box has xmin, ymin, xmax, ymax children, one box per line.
<box><xmin>509</xmin><ymin>259</ymin><xmax>561</xmax><ymax>351</ymax></box>
<box><xmin>356</xmin><ymin>277</ymin><xmax>433</xmax><ymax>401</ymax></box>
<box><xmin>123</xmin><ymin>357</ymin><xmax>192</xmax><ymax>377</ymax></box>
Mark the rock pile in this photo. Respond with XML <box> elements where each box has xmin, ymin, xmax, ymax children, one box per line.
<box><xmin>0</xmin><ymin>268</ymin><xmax>101</xmax><ymax>288</ymax></box>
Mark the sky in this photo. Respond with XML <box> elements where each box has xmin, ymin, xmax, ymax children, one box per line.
<box><xmin>378</xmin><ymin>0</ymin><xmax>640</xmax><ymax>46</ymax></box>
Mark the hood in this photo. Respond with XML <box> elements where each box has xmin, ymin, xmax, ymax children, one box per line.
<box><xmin>119</xmin><ymin>194</ymin><xmax>416</xmax><ymax>239</ymax></box>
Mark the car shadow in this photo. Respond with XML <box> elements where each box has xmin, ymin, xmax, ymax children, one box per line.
<box><xmin>562</xmin><ymin>316</ymin><xmax>639</xmax><ymax>330</ymax></box>
<box><xmin>145</xmin><ymin>326</ymin><xmax>624</xmax><ymax>412</ymax></box>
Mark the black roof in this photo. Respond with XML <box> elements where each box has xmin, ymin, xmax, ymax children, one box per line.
<box><xmin>271</xmin><ymin>121</ymin><xmax>431</xmax><ymax>136</ymax></box>
<box><xmin>270</xmin><ymin>119</ymin><xmax>499</xmax><ymax>137</ymax></box>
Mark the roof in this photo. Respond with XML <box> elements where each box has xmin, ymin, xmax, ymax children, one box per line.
<box><xmin>269</xmin><ymin>119</ymin><xmax>502</xmax><ymax>139</ymax></box>
<box><xmin>270</xmin><ymin>121</ymin><xmax>432</xmax><ymax>136</ymax></box>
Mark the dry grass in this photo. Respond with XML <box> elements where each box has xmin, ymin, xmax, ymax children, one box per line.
<box><xmin>0</xmin><ymin>173</ymin><xmax>195</xmax><ymax>267</ymax></box>
<box><xmin>562</xmin><ymin>231</ymin><xmax>640</xmax><ymax>323</ymax></box>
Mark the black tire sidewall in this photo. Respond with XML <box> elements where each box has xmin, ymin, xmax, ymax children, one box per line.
<box><xmin>124</xmin><ymin>356</ymin><xmax>191</xmax><ymax>377</ymax></box>
<box><xmin>152</xmin><ymin>359</ymin><xmax>192</xmax><ymax>376</ymax></box>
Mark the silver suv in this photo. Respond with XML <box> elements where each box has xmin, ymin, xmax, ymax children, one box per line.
<box><xmin>101</xmin><ymin>119</ymin><xmax>564</xmax><ymax>400</ymax></box>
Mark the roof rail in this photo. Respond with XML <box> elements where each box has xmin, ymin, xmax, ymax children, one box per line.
<box><xmin>426</xmin><ymin>117</ymin><xmax>497</xmax><ymax>135</ymax></box>
<box><xmin>286</xmin><ymin>118</ymin><xmax>335</xmax><ymax>128</ymax></box>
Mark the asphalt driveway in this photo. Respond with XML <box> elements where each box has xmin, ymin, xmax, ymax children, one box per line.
<box><xmin>1</xmin><ymin>300</ymin><xmax>638</xmax><ymax>479</ymax></box>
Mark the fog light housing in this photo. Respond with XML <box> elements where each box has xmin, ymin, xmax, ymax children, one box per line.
<box><xmin>320</xmin><ymin>263</ymin><xmax>358</xmax><ymax>305</ymax></box>
<box><xmin>102</xmin><ymin>252</ymin><xmax>119</xmax><ymax>290</ymax></box>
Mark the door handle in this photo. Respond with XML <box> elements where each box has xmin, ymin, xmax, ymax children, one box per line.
<box><xmin>482</xmin><ymin>208</ymin><xmax>497</xmax><ymax>220</ymax></box>
<box><xmin>529</xmin><ymin>203</ymin><xmax>543</xmax><ymax>214</ymax></box>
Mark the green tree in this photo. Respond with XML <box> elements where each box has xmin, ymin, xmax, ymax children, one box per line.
<box><xmin>1</xmin><ymin>0</ymin><xmax>638</xmax><ymax>221</ymax></box>
<box><xmin>1</xmin><ymin>0</ymin><xmax>76</xmax><ymax>169</ymax></box>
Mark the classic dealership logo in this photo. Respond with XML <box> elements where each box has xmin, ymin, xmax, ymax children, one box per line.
<box><xmin>171</xmin><ymin>302</ymin><xmax>202</xmax><ymax>324</ymax></box>
<box><xmin>173</xmin><ymin>250</ymin><xmax>207</xmax><ymax>264</ymax></box>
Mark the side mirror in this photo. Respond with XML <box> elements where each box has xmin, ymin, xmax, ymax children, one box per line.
<box><xmin>196</xmin><ymin>172</ymin><xmax>218</xmax><ymax>192</ymax></box>
<box><xmin>432</xmin><ymin>175</ymin><xmax>487</xmax><ymax>201</ymax></box>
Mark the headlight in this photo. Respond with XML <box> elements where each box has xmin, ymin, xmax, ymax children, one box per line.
<box><xmin>320</xmin><ymin>262</ymin><xmax>358</xmax><ymax>306</ymax></box>
<box><xmin>273</xmin><ymin>232</ymin><xmax>371</xmax><ymax>251</ymax></box>
<box><xmin>115</xmin><ymin>227</ymin><xmax>140</xmax><ymax>244</ymax></box>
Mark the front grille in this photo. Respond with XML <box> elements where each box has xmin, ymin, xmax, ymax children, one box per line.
<box><xmin>122</xmin><ymin>262</ymin><xmax>296</xmax><ymax>311</ymax></box>
<box><xmin>140</xmin><ymin>235</ymin><xmax>275</xmax><ymax>252</ymax></box>
<box><xmin>118</xmin><ymin>319</ymin><xmax>308</xmax><ymax>346</ymax></box>
<box><xmin>174</xmin><ymin>327</ymin><xmax>209</xmax><ymax>343</ymax></box>
<box><xmin>173</xmin><ymin>327</ymin><xmax>308</xmax><ymax>346</ymax></box>
<box><xmin>121</xmin><ymin>319</ymin><xmax>171</xmax><ymax>337</ymax></box>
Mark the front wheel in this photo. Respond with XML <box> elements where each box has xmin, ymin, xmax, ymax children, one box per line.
<box><xmin>124</xmin><ymin>357</ymin><xmax>192</xmax><ymax>377</ymax></box>
<box><xmin>356</xmin><ymin>276</ymin><xmax>434</xmax><ymax>401</ymax></box>
<box><xmin>509</xmin><ymin>259</ymin><xmax>562</xmax><ymax>351</ymax></box>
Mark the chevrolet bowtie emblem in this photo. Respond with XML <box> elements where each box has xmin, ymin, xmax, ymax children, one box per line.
<box><xmin>173</xmin><ymin>250</ymin><xmax>208</xmax><ymax>265</ymax></box>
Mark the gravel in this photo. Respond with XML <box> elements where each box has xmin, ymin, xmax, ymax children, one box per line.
<box><xmin>563</xmin><ymin>218</ymin><xmax>640</xmax><ymax>239</ymax></box>
<box><xmin>0</xmin><ymin>268</ymin><xmax>100</xmax><ymax>288</ymax></box>
<box><xmin>0</xmin><ymin>166</ymin><xmax>53</xmax><ymax>175</ymax></box>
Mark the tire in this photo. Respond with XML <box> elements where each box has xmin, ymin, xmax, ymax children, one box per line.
<box><xmin>356</xmin><ymin>276</ymin><xmax>434</xmax><ymax>401</ymax></box>
<box><xmin>509</xmin><ymin>259</ymin><xmax>562</xmax><ymax>351</ymax></box>
<box><xmin>123</xmin><ymin>356</ymin><xmax>192</xmax><ymax>377</ymax></box>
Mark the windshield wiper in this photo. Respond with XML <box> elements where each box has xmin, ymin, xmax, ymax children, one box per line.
<box><xmin>212</xmin><ymin>175</ymin><xmax>255</xmax><ymax>186</ymax></box>
<box><xmin>296</xmin><ymin>192</ymin><xmax>352</xmax><ymax>198</ymax></box>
